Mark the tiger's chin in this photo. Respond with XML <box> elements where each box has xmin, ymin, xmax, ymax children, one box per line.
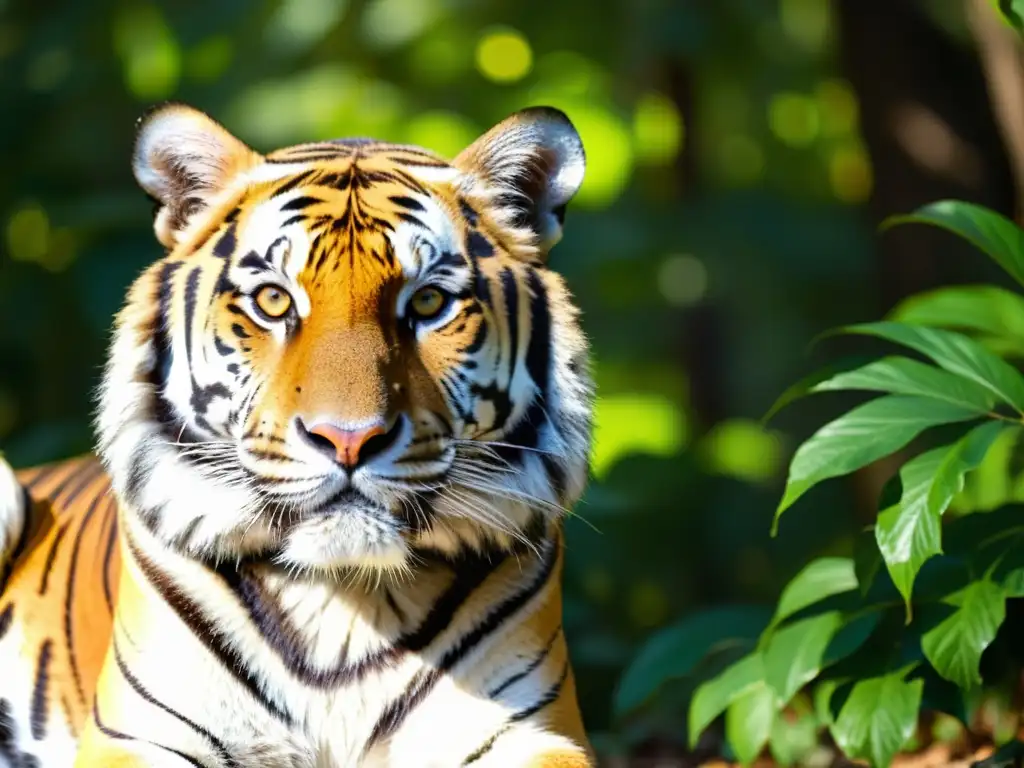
<box><xmin>270</xmin><ymin>497</ymin><xmax>413</xmax><ymax>576</ymax></box>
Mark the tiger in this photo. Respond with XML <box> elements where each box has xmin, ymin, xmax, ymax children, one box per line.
<box><xmin>0</xmin><ymin>102</ymin><xmax>595</xmax><ymax>767</ymax></box>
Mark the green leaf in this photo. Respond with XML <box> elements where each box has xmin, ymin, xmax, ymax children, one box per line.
<box><xmin>831</xmin><ymin>671</ymin><xmax>923</xmax><ymax>768</ymax></box>
<box><xmin>762</xmin><ymin>355</ymin><xmax>877</xmax><ymax>425</ymax></box>
<box><xmin>839</xmin><ymin>322</ymin><xmax>1024</xmax><ymax>414</ymax></box>
<box><xmin>768</xmin><ymin>705</ymin><xmax>820</xmax><ymax>767</ymax></box>
<box><xmin>824</xmin><ymin>612</ymin><xmax>883</xmax><ymax>667</ymax></box>
<box><xmin>994</xmin><ymin>0</ymin><xmax>1024</xmax><ymax>32</ymax></box>
<box><xmin>763</xmin><ymin>612</ymin><xmax>843</xmax><ymax>707</ymax></box>
<box><xmin>726</xmin><ymin>682</ymin><xmax>775</xmax><ymax>765</ymax></box>
<box><xmin>775</xmin><ymin>395</ymin><xmax>982</xmax><ymax>525</ymax></box>
<box><xmin>875</xmin><ymin>423</ymin><xmax>1007</xmax><ymax>608</ymax></box>
<box><xmin>883</xmin><ymin>200</ymin><xmax>1024</xmax><ymax>289</ymax></box>
<box><xmin>689</xmin><ymin>653</ymin><xmax>763</xmax><ymax>748</ymax></box>
<box><xmin>613</xmin><ymin>605</ymin><xmax>771</xmax><ymax>716</ymax></box>
<box><xmin>921</xmin><ymin>578</ymin><xmax>1006</xmax><ymax>689</ymax></box>
<box><xmin>771</xmin><ymin>557</ymin><xmax>858</xmax><ymax>627</ymax></box>
<box><xmin>812</xmin><ymin>356</ymin><xmax>996</xmax><ymax>412</ymax></box>
<box><xmin>814</xmin><ymin>680</ymin><xmax>840</xmax><ymax>726</ymax></box>
<box><xmin>890</xmin><ymin>285</ymin><xmax>1024</xmax><ymax>341</ymax></box>
<box><xmin>854</xmin><ymin>528</ymin><xmax>884</xmax><ymax>596</ymax></box>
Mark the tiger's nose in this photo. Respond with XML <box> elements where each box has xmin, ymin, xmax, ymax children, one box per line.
<box><xmin>298</xmin><ymin>419</ymin><xmax>389</xmax><ymax>469</ymax></box>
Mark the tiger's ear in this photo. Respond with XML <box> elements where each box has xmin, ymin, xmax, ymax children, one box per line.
<box><xmin>132</xmin><ymin>103</ymin><xmax>261</xmax><ymax>249</ymax></box>
<box><xmin>454</xmin><ymin>107</ymin><xmax>585</xmax><ymax>253</ymax></box>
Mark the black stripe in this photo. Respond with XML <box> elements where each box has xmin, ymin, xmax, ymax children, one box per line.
<box><xmin>391</xmin><ymin>169</ymin><xmax>429</xmax><ymax>195</ymax></box>
<box><xmin>389</xmin><ymin>195</ymin><xmax>425</xmax><ymax>211</ymax></box>
<box><xmin>462</xmin><ymin>660</ymin><xmax>571</xmax><ymax>765</ymax></box>
<box><xmin>37</xmin><ymin>524</ymin><xmax>68</xmax><ymax>595</ymax></box>
<box><xmin>395</xmin><ymin>211</ymin><xmax>426</xmax><ymax>228</ymax></box>
<box><xmin>183</xmin><ymin>267</ymin><xmax>202</xmax><ymax>363</ymax></box>
<box><xmin>66</xmin><ymin>489</ymin><xmax>105</xmax><ymax>704</ymax></box>
<box><xmin>93</xmin><ymin>702</ymin><xmax>207</xmax><ymax>768</ymax></box>
<box><xmin>30</xmin><ymin>640</ymin><xmax>52</xmax><ymax>739</ymax></box>
<box><xmin>102</xmin><ymin>499</ymin><xmax>119</xmax><ymax>613</ymax></box>
<box><xmin>43</xmin><ymin>461</ymin><xmax>101</xmax><ymax>511</ymax></box>
<box><xmin>500</xmin><ymin>269</ymin><xmax>519</xmax><ymax>390</ymax></box>
<box><xmin>113</xmin><ymin>637</ymin><xmax>238</xmax><ymax>767</ymax></box>
<box><xmin>154</xmin><ymin>261</ymin><xmax>182</xmax><ymax>391</ymax></box>
<box><xmin>21</xmin><ymin>462</ymin><xmax>63</xmax><ymax>491</ymax></box>
<box><xmin>366</xmin><ymin>669</ymin><xmax>440</xmax><ymax>749</ymax></box>
<box><xmin>272</xmin><ymin>169</ymin><xmax>316</xmax><ymax>197</ymax></box>
<box><xmin>218</xmin><ymin>548</ymin><xmax>502</xmax><ymax>689</ymax></box>
<box><xmin>280</xmin><ymin>195</ymin><xmax>322</xmax><ymax>212</ymax></box>
<box><xmin>488</xmin><ymin>624</ymin><xmax>561</xmax><ymax>698</ymax></box>
<box><xmin>0</xmin><ymin>604</ymin><xmax>11</xmax><ymax>641</ymax></box>
<box><xmin>127</xmin><ymin>534</ymin><xmax>293</xmax><ymax>725</ymax></box>
<box><xmin>367</xmin><ymin>540</ymin><xmax>559</xmax><ymax>747</ymax></box>
<box><xmin>523</xmin><ymin>270</ymin><xmax>551</xmax><ymax>394</ymax></box>
<box><xmin>466</xmin><ymin>231</ymin><xmax>494</xmax><ymax>259</ymax></box>
<box><xmin>57</xmin><ymin>462</ymin><xmax>103</xmax><ymax>508</ymax></box>
<box><xmin>510</xmin><ymin>659</ymin><xmax>569</xmax><ymax>722</ymax></box>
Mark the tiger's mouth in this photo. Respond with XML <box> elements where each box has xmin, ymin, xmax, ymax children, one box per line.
<box><xmin>308</xmin><ymin>487</ymin><xmax>384</xmax><ymax>518</ymax></box>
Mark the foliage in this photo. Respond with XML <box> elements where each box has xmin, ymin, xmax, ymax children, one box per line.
<box><xmin>616</xmin><ymin>200</ymin><xmax>1024</xmax><ymax>765</ymax></box>
<box><xmin>3</xmin><ymin>1</ymin><xmax>1023</xmax><ymax>764</ymax></box>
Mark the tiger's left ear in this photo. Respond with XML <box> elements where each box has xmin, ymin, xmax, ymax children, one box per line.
<box><xmin>133</xmin><ymin>103</ymin><xmax>262</xmax><ymax>249</ymax></box>
<box><xmin>454</xmin><ymin>107</ymin><xmax>585</xmax><ymax>253</ymax></box>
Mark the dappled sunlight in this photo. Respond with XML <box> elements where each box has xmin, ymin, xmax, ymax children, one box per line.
<box><xmin>590</xmin><ymin>393</ymin><xmax>687</xmax><ymax>480</ymax></box>
<box><xmin>475</xmin><ymin>26</ymin><xmax>533</xmax><ymax>83</ymax></box>
<box><xmin>113</xmin><ymin>4</ymin><xmax>180</xmax><ymax>99</ymax></box>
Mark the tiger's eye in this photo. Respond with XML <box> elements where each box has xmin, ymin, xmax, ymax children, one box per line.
<box><xmin>254</xmin><ymin>285</ymin><xmax>293</xmax><ymax>319</ymax></box>
<box><xmin>409</xmin><ymin>287</ymin><xmax>447</xmax><ymax>320</ymax></box>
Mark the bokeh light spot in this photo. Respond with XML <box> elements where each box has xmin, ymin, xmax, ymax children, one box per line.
<box><xmin>363</xmin><ymin>0</ymin><xmax>438</xmax><ymax>49</ymax></box>
<box><xmin>408</xmin><ymin>29</ymin><xmax>473</xmax><ymax>84</ymax></box>
<box><xmin>658</xmin><ymin>254</ymin><xmax>707</xmax><ymax>306</ymax></box>
<box><xmin>113</xmin><ymin>4</ymin><xmax>180</xmax><ymax>99</ymax></box>
<box><xmin>633</xmin><ymin>92</ymin><xmax>683</xmax><ymax>165</ymax></box>
<box><xmin>186</xmin><ymin>36</ymin><xmax>233</xmax><ymax>82</ymax></box>
<box><xmin>769</xmin><ymin>92</ymin><xmax>819</xmax><ymax>147</ymax></box>
<box><xmin>570</xmin><ymin>106</ymin><xmax>633</xmax><ymax>207</ymax></box>
<box><xmin>591</xmin><ymin>394</ymin><xmax>686</xmax><ymax>479</ymax></box>
<box><xmin>403</xmin><ymin>111</ymin><xmax>478</xmax><ymax>159</ymax></box>
<box><xmin>6</xmin><ymin>203</ymin><xmax>49</xmax><ymax>264</ymax></box>
<box><xmin>265</xmin><ymin>0</ymin><xmax>348</xmax><ymax>53</ymax></box>
<box><xmin>703</xmin><ymin>419</ymin><xmax>783</xmax><ymax>483</ymax></box>
<box><xmin>532</xmin><ymin>51</ymin><xmax>604</xmax><ymax>99</ymax></box>
<box><xmin>779</xmin><ymin>0</ymin><xmax>830</xmax><ymax>52</ymax></box>
<box><xmin>816</xmin><ymin>79</ymin><xmax>859</xmax><ymax>137</ymax></box>
<box><xmin>475</xmin><ymin>27</ymin><xmax>532</xmax><ymax>83</ymax></box>
<box><xmin>829</xmin><ymin>145</ymin><xmax>873</xmax><ymax>203</ymax></box>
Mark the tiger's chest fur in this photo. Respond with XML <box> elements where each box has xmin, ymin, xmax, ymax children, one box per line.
<box><xmin>0</xmin><ymin>458</ymin><xmax>581</xmax><ymax>768</ymax></box>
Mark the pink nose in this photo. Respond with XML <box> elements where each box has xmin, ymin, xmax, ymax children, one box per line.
<box><xmin>304</xmin><ymin>422</ymin><xmax>386</xmax><ymax>469</ymax></box>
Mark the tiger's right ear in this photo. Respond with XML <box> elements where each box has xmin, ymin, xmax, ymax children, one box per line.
<box><xmin>133</xmin><ymin>103</ymin><xmax>261</xmax><ymax>249</ymax></box>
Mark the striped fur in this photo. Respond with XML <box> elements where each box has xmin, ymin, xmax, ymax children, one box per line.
<box><xmin>0</xmin><ymin>104</ymin><xmax>594</xmax><ymax>766</ymax></box>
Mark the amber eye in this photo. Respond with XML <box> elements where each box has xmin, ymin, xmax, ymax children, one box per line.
<box><xmin>253</xmin><ymin>285</ymin><xmax>293</xmax><ymax>320</ymax></box>
<box><xmin>409</xmin><ymin>286</ymin><xmax>449</xmax><ymax>321</ymax></box>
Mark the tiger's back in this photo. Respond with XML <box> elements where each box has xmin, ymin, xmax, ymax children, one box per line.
<box><xmin>0</xmin><ymin>456</ymin><xmax>119</xmax><ymax>766</ymax></box>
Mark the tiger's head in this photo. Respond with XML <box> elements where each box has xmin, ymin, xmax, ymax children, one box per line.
<box><xmin>98</xmin><ymin>103</ymin><xmax>592</xmax><ymax>574</ymax></box>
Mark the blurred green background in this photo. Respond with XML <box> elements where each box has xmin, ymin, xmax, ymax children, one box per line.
<box><xmin>2</xmin><ymin>0</ymin><xmax>1022</xmax><ymax>763</ymax></box>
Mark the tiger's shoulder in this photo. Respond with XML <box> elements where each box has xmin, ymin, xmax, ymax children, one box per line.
<box><xmin>0</xmin><ymin>453</ymin><xmax>120</xmax><ymax>767</ymax></box>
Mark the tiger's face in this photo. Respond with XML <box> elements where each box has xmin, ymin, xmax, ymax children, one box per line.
<box><xmin>98</xmin><ymin>104</ymin><xmax>593</xmax><ymax>574</ymax></box>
